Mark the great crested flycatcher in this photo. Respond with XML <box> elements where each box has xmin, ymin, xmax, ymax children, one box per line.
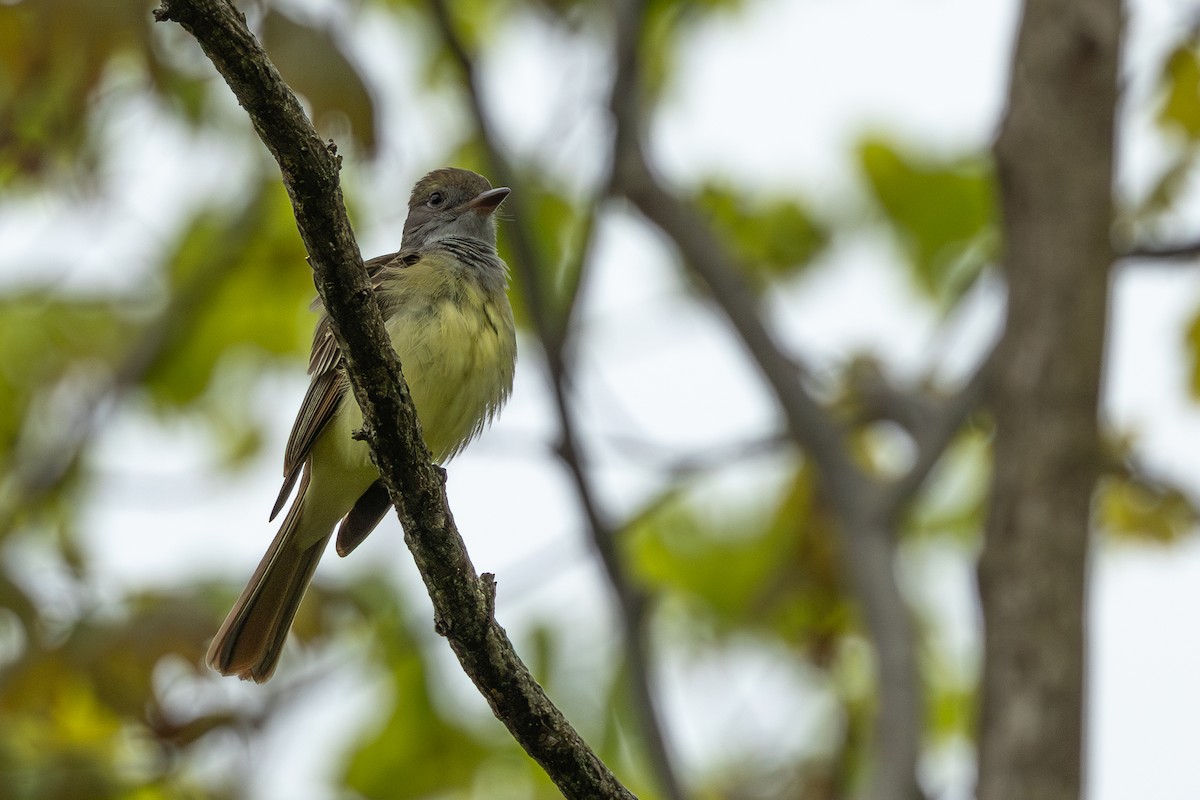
<box><xmin>207</xmin><ymin>167</ymin><xmax>517</xmax><ymax>682</ymax></box>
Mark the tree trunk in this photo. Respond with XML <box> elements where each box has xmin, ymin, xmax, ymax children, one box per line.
<box><xmin>978</xmin><ymin>2</ymin><xmax>1121</xmax><ymax>800</ymax></box>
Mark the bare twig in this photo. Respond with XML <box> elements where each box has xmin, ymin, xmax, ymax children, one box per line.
<box><xmin>426</xmin><ymin>3</ymin><xmax>686</xmax><ymax>797</ymax></box>
<box><xmin>1122</xmin><ymin>238</ymin><xmax>1200</xmax><ymax>261</ymax></box>
<box><xmin>152</xmin><ymin>2</ymin><xmax>634</xmax><ymax>797</ymax></box>
<box><xmin>606</xmin><ymin>432</ymin><xmax>790</xmax><ymax>480</ymax></box>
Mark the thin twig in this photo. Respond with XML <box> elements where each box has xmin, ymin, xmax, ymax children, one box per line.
<box><xmin>153</xmin><ymin>2</ymin><xmax>634</xmax><ymax>797</ymax></box>
<box><xmin>1122</xmin><ymin>238</ymin><xmax>1200</xmax><ymax>261</ymax></box>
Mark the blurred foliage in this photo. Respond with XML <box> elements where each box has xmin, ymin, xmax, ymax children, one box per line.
<box><xmin>0</xmin><ymin>0</ymin><xmax>167</xmax><ymax>184</ymax></box>
<box><xmin>497</xmin><ymin>176</ymin><xmax>592</xmax><ymax>335</ymax></box>
<box><xmin>260</xmin><ymin>9</ymin><xmax>378</xmax><ymax>155</ymax></box>
<box><xmin>0</xmin><ymin>296</ymin><xmax>131</xmax><ymax>461</ymax></box>
<box><xmin>142</xmin><ymin>182</ymin><xmax>313</xmax><ymax>410</ymax></box>
<box><xmin>0</xmin><ymin>586</ymin><xmax>226</xmax><ymax>800</ymax></box>
<box><xmin>1</xmin><ymin>1</ymin><xmax>1199</xmax><ymax>800</ymax></box>
<box><xmin>338</xmin><ymin>577</ymin><xmax>488</xmax><ymax>799</ymax></box>
<box><xmin>901</xmin><ymin>428</ymin><xmax>991</xmax><ymax>545</ymax></box>
<box><xmin>696</xmin><ymin>183</ymin><xmax>829</xmax><ymax>289</ymax></box>
<box><xmin>1097</xmin><ymin>434</ymin><xmax>1200</xmax><ymax>545</ymax></box>
<box><xmin>922</xmin><ymin>648</ymin><xmax>975</xmax><ymax>745</ymax></box>
<box><xmin>0</xmin><ymin>0</ymin><xmax>376</xmax><ymax>188</ymax></box>
<box><xmin>1157</xmin><ymin>37</ymin><xmax>1200</xmax><ymax>141</ymax></box>
<box><xmin>1183</xmin><ymin>310</ymin><xmax>1200</xmax><ymax>401</ymax></box>
<box><xmin>1097</xmin><ymin>475</ymin><xmax>1200</xmax><ymax>544</ymax></box>
<box><xmin>858</xmin><ymin>138</ymin><xmax>996</xmax><ymax>304</ymax></box>
<box><xmin>639</xmin><ymin>0</ymin><xmax>749</xmax><ymax>101</ymax></box>
<box><xmin>627</xmin><ymin>464</ymin><xmax>849</xmax><ymax>665</ymax></box>
<box><xmin>1128</xmin><ymin>31</ymin><xmax>1200</xmax><ymax>230</ymax></box>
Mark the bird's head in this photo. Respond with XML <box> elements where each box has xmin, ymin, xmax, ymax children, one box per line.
<box><xmin>401</xmin><ymin>167</ymin><xmax>509</xmax><ymax>249</ymax></box>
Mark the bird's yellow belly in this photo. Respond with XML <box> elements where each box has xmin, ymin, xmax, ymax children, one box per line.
<box><xmin>298</xmin><ymin>287</ymin><xmax>514</xmax><ymax>549</ymax></box>
<box><xmin>387</xmin><ymin>295</ymin><xmax>514</xmax><ymax>463</ymax></box>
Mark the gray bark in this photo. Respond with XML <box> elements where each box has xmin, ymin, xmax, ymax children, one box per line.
<box><xmin>979</xmin><ymin>2</ymin><xmax>1122</xmax><ymax>799</ymax></box>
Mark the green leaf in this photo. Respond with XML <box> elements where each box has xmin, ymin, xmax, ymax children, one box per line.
<box><xmin>925</xmin><ymin>658</ymin><xmax>975</xmax><ymax>742</ymax></box>
<box><xmin>696</xmin><ymin>183</ymin><xmax>829</xmax><ymax>288</ymax></box>
<box><xmin>858</xmin><ymin>138</ymin><xmax>996</xmax><ymax>303</ymax></box>
<box><xmin>1158</xmin><ymin>43</ymin><xmax>1200</xmax><ymax>140</ymax></box>
<box><xmin>1184</xmin><ymin>310</ymin><xmax>1200</xmax><ymax>401</ymax></box>
<box><xmin>1097</xmin><ymin>474</ymin><xmax>1199</xmax><ymax>544</ymax></box>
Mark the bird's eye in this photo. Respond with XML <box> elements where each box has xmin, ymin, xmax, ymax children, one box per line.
<box><xmin>427</xmin><ymin>191</ymin><xmax>445</xmax><ymax>208</ymax></box>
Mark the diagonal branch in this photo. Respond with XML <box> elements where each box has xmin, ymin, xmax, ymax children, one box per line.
<box><xmin>606</xmin><ymin>3</ymin><xmax>929</xmax><ymax>799</ymax></box>
<box><xmin>152</xmin><ymin>2</ymin><xmax>634</xmax><ymax>798</ymax></box>
<box><xmin>608</xmin><ymin>1</ymin><xmax>865</xmax><ymax>515</ymax></box>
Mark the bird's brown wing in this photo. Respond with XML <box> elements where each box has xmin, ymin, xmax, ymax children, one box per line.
<box><xmin>269</xmin><ymin>249</ymin><xmax>414</xmax><ymax>520</ymax></box>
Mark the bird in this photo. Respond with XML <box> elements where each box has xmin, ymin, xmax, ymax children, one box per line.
<box><xmin>206</xmin><ymin>167</ymin><xmax>517</xmax><ymax>682</ymax></box>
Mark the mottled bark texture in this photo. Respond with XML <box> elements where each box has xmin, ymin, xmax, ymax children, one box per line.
<box><xmin>979</xmin><ymin>2</ymin><xmax>1121</xmax><ymax>800</ymax></box>
<box><xmin>153</xmin><ymin>2</ymin><xmax>635</xmax><ymax>797</ymax></box>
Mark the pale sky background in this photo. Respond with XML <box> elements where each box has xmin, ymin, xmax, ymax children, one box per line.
<box><xmin>5</xmin><ymin>0</ymin><xmax>1200</xmax><ymax>797</ymax></box>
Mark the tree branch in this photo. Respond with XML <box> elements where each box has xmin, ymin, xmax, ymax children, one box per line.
<box><xmin>152</xmin><ymin>2</ymin><xmax>634</xmax><ymax>797</ymax></box>
<box><xmin>606</xmin><ymin>3</ymin><xmax>925</xmax><ymax>799</ymax></box>
<box><xmin>1122</xmin><ymin>238</ymin><xmax>1200</xmax><ymax>261</ymax></box>
<box><xmin>977</xmin><ymin>2</ymin><xmax>1121</xmax><ymax>799</ymax></box>
<box><xmin>608</xmin><ymin>4</ymin><xmax>866</xmax><ymax>515</ymax></box>
<box><xmin>875</xmin><ymin>346</ymin><xmax>997</xmax><ymax>519</ymax></box>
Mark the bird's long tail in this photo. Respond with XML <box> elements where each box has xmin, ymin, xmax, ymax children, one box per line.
<box><xmin>206</xmin><ymin>473</ymin><xmax>329</xmax><ymax>683</ymax></box>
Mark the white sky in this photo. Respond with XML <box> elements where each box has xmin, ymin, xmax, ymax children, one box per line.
<box><xmin>6</xmin><ymin>0</ymin><xmax>1200</xmax><ymax>797</ymax></box>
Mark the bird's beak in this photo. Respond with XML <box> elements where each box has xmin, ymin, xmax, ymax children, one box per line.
<box><xmin>465</xmin><ymin>186</ymin><xmax>511</xmax><ymax>214</ymax></box>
